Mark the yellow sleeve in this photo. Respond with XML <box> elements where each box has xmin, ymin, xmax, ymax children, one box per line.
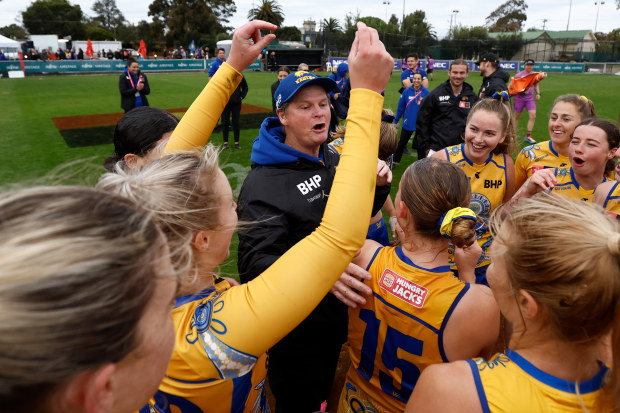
<box><xmin>514</xmin><ymin>151</ymin><xmax>529</xmax><ymax>190</ymax></box>
<box><xmin>164</xmin><ymin>63</ymin><xmax>242</xmax><ymax>154</ymax></box>
<box><xmin>219</xmin><ymin>89</ymin><xmax>384</xmax><ymax>353</ymax></box>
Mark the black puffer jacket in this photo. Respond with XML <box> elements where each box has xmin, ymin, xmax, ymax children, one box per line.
<box><xmin>478</xmin><ymin>68</ymin><xmax>510</xmax><ymax>98</ymax></box>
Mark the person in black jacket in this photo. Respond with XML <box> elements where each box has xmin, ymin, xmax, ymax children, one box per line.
<box><xmin>119</xmin><ymin>58</ymin><xmax>150</xmax><ymax>113</ymax></box>
<box><xmin>237</xmin><ymin>71</ymin><xmax>391</xmax><ymax>413</ymax></box>
<box><xmin>476</xmin><ymin>52</ymin><xmax>509</xmax><ymax>99</ymax></box>
<box><xmin>271</xmin><ymin>66</ymin><xmax>290</xmax><ymax>112</ymax></box>
<box><xmin>221</xmin><ymin>76</ymin><xmax>248</xmax><ymax>149</ymax></box>
<box><xmin>415</xmin><ymin>59</ymin><xmax>478</xmax><ymax>158</ymax></box>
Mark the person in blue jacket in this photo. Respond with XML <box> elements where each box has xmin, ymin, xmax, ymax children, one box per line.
<box><xmin>328</xmin><ymin>62</ymin><xmax>350</xmax><ymax>120</ymax></box>
<box><xmin>208</xmin><ymin>48</ymin><xmax>226</xmax><ymax>78</ymax></box>
<box><xmin>393</xmin><ymin>72</ymin><xmax>429</xmax><ymax>162</ymax></box>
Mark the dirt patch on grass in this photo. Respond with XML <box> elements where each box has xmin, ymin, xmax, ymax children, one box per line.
<box><xmin>52</xmin><ymin>103</ymin><xmax>271</xmax><ymax>130</ymax></box>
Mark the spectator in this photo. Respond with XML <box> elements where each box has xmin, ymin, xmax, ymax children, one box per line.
<box><xmin>107</xmin><ymin>49</ymin><xmax>114</xmax><ymax>60</ymax></box>
<box><xmin>298</xmin><ymin>62</ymin><xmax>309</xmax><ymax>71</ymax></box>
<box><xmin>119</xmin><ymin>58</ymin><xmax>150</xmax><ymax>113</ymax></box>
<box><xmin>221</xmin><ymin>76</ymin><xmax>248</xmax><ymax>150</ymax></box>
<box><xmin>208</xmin><ymin>48</ymin><xmax>226</xmax><ymax>78</ymax></box>
<box><xmin>393</xmin><ymin>72</ymin><xmax>430</xmax><ymax>162</ymax></box>
<box><xmin>0</xmin><ymin>50</ymin><xmax>6</xmax><ymax>61</ymax></box>
<box><xmin>77</xmin><ymin>48</ymin><xmax>84</xmax><ymax>60</ymax></box>
<box><xmin>401</xmin><ymin>52</ymin><xmax>428</xmax><ymax>92</ymax></box>
<box><xmin>427</xmin><ymin>55</ymin><xmax>434</xmax><ymax>81</ymax></box>
<box><xmin>477</xmin><ymin>52</ymin><xmax>509</xmax><ymax>98</ymax></box>
<box><xmin>267</xmin><ymin>50</ymin><xmax>277</xmax><ymax>71</ymax></box>
<box><xmin>415</xmin><ymin>59</ymin><xmax>478</xmax><ymax>158</ymax></box>
<box><xmin>180</xmin><ymin>46</ymin><xmax>186</xmax><ymax>59</ymax></box>
<box><xmin>114</xmin><ymin>49</ymin><xmax>122</xmax><ymax>60</ymax></box>
<box><xmin>271</xmin><ymin>66</ymin><xmax>291</xmax><ymax>112</ymax></box>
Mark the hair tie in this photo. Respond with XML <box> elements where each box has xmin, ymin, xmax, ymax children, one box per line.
<box><xmin>381</xmin><ymin>114</ymin><xmax>395</xmax><ymax>123</ymax></box>
<box><xmin>580</xmin><ymin>95</ymin><xmax>589</xmax><ymax>103</ymax></box>
<box><xmin>492</xmin><ymin>90</ymin><xmax>510</xmax><ymax>102</ymax></box>
<box><xmin>438</xmin><ymin>207</ymin><xmax>477</xmax><ymax>239</ymax></box>
<box><xmin>607</xmin><ymin>232</ymin><xmax>620</xmax><ymax>255</ymax></box>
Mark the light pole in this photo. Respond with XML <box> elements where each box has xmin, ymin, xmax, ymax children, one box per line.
<box><xmin>383</xmin><ymin>1</ymin><xmax>391</xmax><ymax>24</ymax></box>
<box><xmin>594</xmin><ymin>1</ymin><xmax>605</xmax><ymax>33</ymax></box>
<box><xmin>449</xmin><ymin>10</ymin><xmax>459</xmax><ymax>37</ymax></box>
<box><xmin>567</xmin><ymin>0</ymin><xmax>573</xmax><ymax>30</ymax></box>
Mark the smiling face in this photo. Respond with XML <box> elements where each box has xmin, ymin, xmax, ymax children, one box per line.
<box><xmin>406</xmin><ymin>57</ymin><xmax>418</xmax><ymax>70</ymax></box>
<box><xmin>548</xmin><ymin>101</ymin><xmax>582</xmax><ymax>148</ymax></box>
<box><xmin>217</xmin><ymin>49</ymin><xmax>225</xmax><ymax>60</ymax></box>
<box><xmin>128</xmin><ymin>62</ymin><xmax>140</xmax><ymax>74</ymax></box>
<box><xmin>464</xmin><ymin>109</ymin><xmax>506</xmax><ymax>163</ymax></box>
<box><xmin>412</xmin><ymin>73</ymin><xmax>423</xmax><ymax>89</ymax></box>
<box><xmin>277</xmin><ymin>70</ymin><xmax>289</xmax><ymax>82</ymax></box>
<box><xmin>569</xmin><ymin>124</ymin><xmax>616</xmax><ymax>179</ymax></box>
<box><xmin>524</xmin><ymin>63</ymin><xmax>534</xmax><ymax>73</ymax></box>
<box><xmin>277</xmin><ymin>85</ymin><xmax>331</xmax><ymax>157</ymax></box>
<box><xmin>448</xmin><ymin>64</ymin><xmax>468</xmax><ymax>89</ymax></box>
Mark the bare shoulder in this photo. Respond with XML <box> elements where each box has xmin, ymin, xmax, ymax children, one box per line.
<box><xmin>432</xmin><ymin>150</ymin><xmax>448</xmax><ymax>160</ymax></box>
<box><xmin>405</xmin><ymin>361</ymin><xmax>482</xmax><ymax>413</ymax></box>
<box><xmin>593</xmin><ymin>180</ymin><xmax>615</xmax><ymax>207</ymax></box>
<box><xmin>353</xmin><ymin>239</ymin><xmax>383</xmax><ymax>269</ymax></box>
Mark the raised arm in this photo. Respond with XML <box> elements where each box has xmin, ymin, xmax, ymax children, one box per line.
<box><xmin>164</xmin><ymin>20</ymin><xmax>277</xmax><ymax>154</ymax></box>
<box><xmin>219</xmin><ymin>23</ymin><xmax>394</xmax><ymax>353</ymax></box>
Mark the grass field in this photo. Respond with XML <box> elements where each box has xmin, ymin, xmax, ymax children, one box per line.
<box><xmin>1</xmin><ymin>68</ymin><xmax>619</xmax><ymax>277</ymax></box>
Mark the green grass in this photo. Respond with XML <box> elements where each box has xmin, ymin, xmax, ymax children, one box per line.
<box><xmin>1</xmin><ymin>69</ymin><xmax>618</xmax><ymax>276</ymax></box>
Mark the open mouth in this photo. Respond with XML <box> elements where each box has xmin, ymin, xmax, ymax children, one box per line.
<box><xmin>573</xmin><ymin>157</ymin><xmax>585</xmax><ymax>167</ymax></box>
<box><xmin>312</xmin><ymin>123</ymin><xmax>326</xmax><ymax>132</ymax></box>
<box><xmin>471</xmin><ymin>143</ymin><xmax>486</xmax><ymax>151</ymax></box>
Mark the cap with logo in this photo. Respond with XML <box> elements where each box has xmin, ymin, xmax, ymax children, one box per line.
<box><xmin>476</xmin><ymin>53</ymin><xmax>500</xmax><ymax>65</ymax></box>
<box><xmin>524</xmin><ymin>58</ymin><xmax>535</xmax><ymax>65</ymax></box>
<box><xmin>274</xmin><ymin>71</ymin><xmax>339</xmax><ymax>110</ymax></box>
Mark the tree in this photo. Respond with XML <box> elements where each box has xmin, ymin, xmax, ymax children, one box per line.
<box><xmin>485</xmin><ymin>0</ymin><xmax>528</xmax><ymax>32</ymax></box>
<box><xmin>321</xmin><ymin>17</ymin><xmax>341</xmax><ymax>34</ymax></box>
<box><xmin>401</xmin><ymin>10</ymin><xmax>435</xmax><ymax>39</ymax></box>
<box><xmin>0</xmin><ymin>24</ymin><xmax>28</xmax><ymax>39</ymax></box>
<box><xmin>22</xmin><ymin>0</ymin><xmax>86</xmax><ymax>39</ymax></box>
<box><xmin>275</xmin><ymin>26</ymin><xmax>300</xmax><ymax>41</ymax></box>
<box><xmin>247</xmin><ymin>0</ymin><xmax>284</xmax><ymax>27</ymax></box>
<box><xmin>92</xmin><ymin>0</ymin><xmax>125</xmax><ymax>37</ymax></box>
<box><xmin>148</xmin><ymin>0</ymin><xmax>235</xmax><ymax>48</ymax></box>
<box><xmin>444</xmin><ymin>25</ymin><xmax>490</xmax><ymax>59</ymax></box>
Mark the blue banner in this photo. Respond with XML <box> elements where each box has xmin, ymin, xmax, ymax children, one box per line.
<box><xmin>0</xmin><ymin>58</ymin><xmax>262</xmax><ymax>73</ymax></box>
<box><xmin>328</xmin><ymin>57</ymin><xmax>404</xmax><ymax>72</ymax></box>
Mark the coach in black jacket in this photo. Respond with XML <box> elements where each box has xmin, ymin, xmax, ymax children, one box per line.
<box><xmin>119</xmin><ymin>58</ymin><xmax>150</xmax><ymax>113</ymax></box>
<box><xmin>237</xmin><ymin>71</ymin><xmax>390</xmax><ymax>413</ymax></box>
<box><xmin>477</xmin><ymin>52</ymin><xmax>510</xmax><ymax>98</ymax></box>
<box><xmin>415</xmin><ymin>59</ymin><xmax>478</xmax><ymax>157</ymax></box>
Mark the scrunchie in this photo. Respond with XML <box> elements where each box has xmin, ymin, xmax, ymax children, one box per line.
<box><xmin>438</xmin><ymin>207</ymin><xmax>477</xmax><ymax>239</ymax></box>
<box><xmin>580</xmin><ymin>95</ymin><xmax>590</xmax><ymax>103</ymax></box>
<box><xmin>381</xmin><ymin>114</ymin><xmax>395</xmax><ymax>123</ymax></box>
<box><xmin>492</xmin><ymin>90</ymin><xmax>510</xmax><ymax>102</ymax></box>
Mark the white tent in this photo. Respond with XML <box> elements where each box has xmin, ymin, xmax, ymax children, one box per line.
<box><xmin>0</xmin><ymin>34</ymin><xmax>20</xmax><ymax>49</ymax></box>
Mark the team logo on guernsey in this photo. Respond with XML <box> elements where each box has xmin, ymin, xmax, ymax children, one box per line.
<box><xmin>470</xmin><ymin>192</ymin><xmax>491</xmax><ymax>217</ymax></box>
<box><xmin>448</xmin><ymin>146</ymin><xmax>461</xmax><ymax>156</ymax></box>
<box><xmin>379</xmin><ymin>269</ymin><xmax>428</xmax><ymax>308</ymax></box>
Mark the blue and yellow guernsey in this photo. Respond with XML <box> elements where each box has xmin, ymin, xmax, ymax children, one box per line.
<box><xmin>467</xmin><ymin>350</ymin><xmax>610</xmax><ymax>412</ymax></box>
<box><xmin>514</xmin><ymin>140</ymin><xmax>570</xmax><ymax>190</ymax></box>
<box><xmin>551</xmin><ymin>167</ymin><xmax>608</xmax><ymax>202</ymax></box>
<box><xmin>339</xmin><ymin>246</ymin><xmax>468</xmax><ymax>413</ymax></box>
<box><xmin>444</xmin><ymin>144</ymin><xmax>508</xmax><ymax>269</ymax></box>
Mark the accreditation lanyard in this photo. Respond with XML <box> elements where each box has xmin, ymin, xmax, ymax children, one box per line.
<box><xmin>127</xmin><ymin>71</ymin><xmax>141</xmax><ymax>89</ymax></box>
<box><xmin>405</xmin><ymin>90</ymin><xmax>423</xmax><ymax>110</ymax></box>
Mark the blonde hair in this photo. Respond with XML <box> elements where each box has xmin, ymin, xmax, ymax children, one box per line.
<box><xmin>466</xmin><ymin>98</ymin><xmax>516</xmax><ymax>156</ymax></box>
<box><xmin>490</xmin><ymin>194</ymin><xmax>620</xmax><ymax>409</ymax></box>
<box><xmin>330</xmin><ymin>108</ymin><xmax>398</xmax><ymax>162</ymax></box>
<box><xmin>400</xmin><ymin>158</ymin><xmax>476</xmax><ymax>248</ymax></box>
<box><xmin>379</xmin><ymin>108</ymin><xmax>398</xmax><ymax>161</ymax></box>
<box><xmin>0</xmin><ymin>186</ymin><xmax>167</xmax><ymax>412</ymax></box>
<box><xmin>552</xmin><ymin>94</ymin><xmax>597</xmax><ymax>120</ymax></box>
<box><xmin>97</xmin><ymin>145</ymin><xmax>223</xmax><ymax>286</ymax></box>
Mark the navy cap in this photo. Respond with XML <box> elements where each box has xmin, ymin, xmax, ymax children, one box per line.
<box><xmin>274</xmin><ymin>71</ymin><xmax>339</xmax><ymax>110</ymax></box>
<box><xmin>476</xmin><ymin>53</ymin><xmax>500</xmax><ymax>65</ymax></box>
<box><xmin>524</xmin><ymin>58</ymin><xmax>535</xmax><ymax>65</ymax></box>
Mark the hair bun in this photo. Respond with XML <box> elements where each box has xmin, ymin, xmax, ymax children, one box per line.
<box><xmin>607</xmin><ymin>232</ymin><xmax>620</xmax><ymax>255</ymax></box>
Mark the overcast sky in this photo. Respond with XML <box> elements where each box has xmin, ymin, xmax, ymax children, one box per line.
<box><xmin>1</xmin><ymin>0</ymin><xmax>618</xmax><ymax>39</ymax></box>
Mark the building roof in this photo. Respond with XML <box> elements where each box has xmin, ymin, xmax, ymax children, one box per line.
<box><xmin>488</xmin><ymin>30</ymin><xmax>593</xmax><ymax>41</ymax></box>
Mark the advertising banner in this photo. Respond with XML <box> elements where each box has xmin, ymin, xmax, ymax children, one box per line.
<box><xmin>518</xmin><ymin>62</ymin><xmax>584</xmax><ymax>72</ymax></box>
